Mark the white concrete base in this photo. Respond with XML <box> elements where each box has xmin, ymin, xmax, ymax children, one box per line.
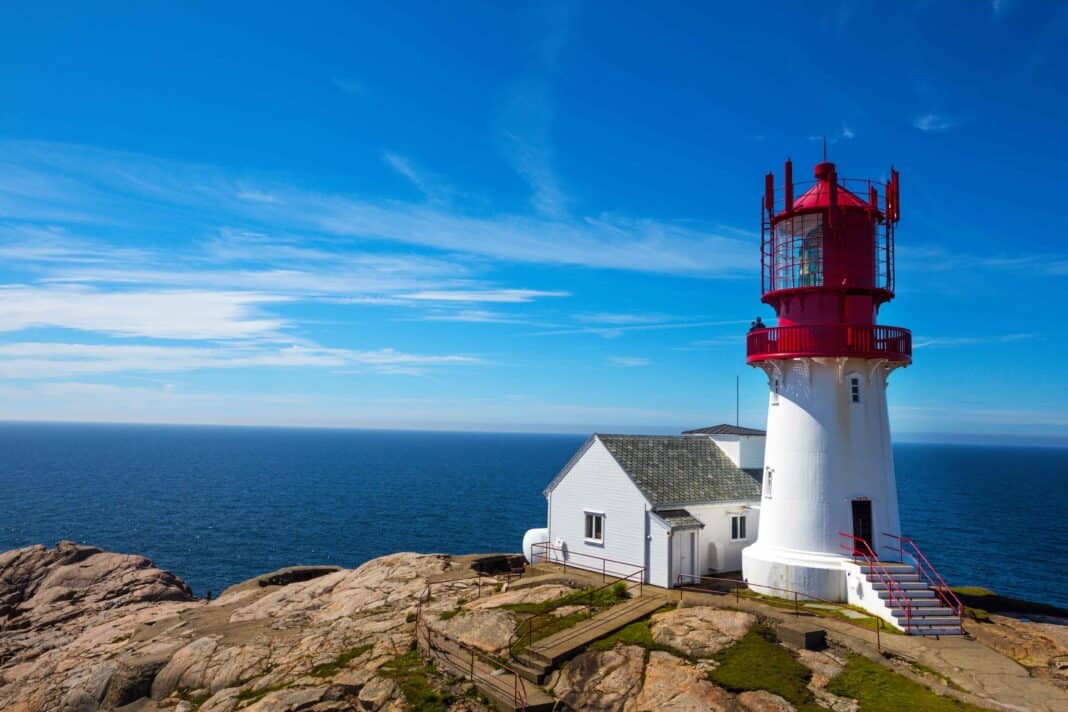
<box><xmin>842</xmin><ymin>560</ymin><xmax>899</xmax><ymax>629</ymax></box>
<box><xmin>742</xmin><ymin>544</ymin><xmax>848</xmax><ymax>602</ymax></box>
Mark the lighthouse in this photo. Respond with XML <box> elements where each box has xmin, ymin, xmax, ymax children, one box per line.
<box><xmin>742</xmin><ymin>157</ymin><xmax>919</xmax><ymax>615</ymax></box>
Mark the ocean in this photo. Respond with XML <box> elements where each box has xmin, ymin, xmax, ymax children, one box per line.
<box><xmin>1</xmin><ymin>422</ymin><xmax>1065</xmax><ymax>609</ymax></box>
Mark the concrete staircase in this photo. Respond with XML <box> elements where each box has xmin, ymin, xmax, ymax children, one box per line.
<box><xmin>513</xmin><ymin>596</ymin><xmax>665</xmax><ymax>682</ymax></box>
<box><xmin>857</xmin><ymin>562</ymin><xmax>963</xmax><ymax>636</ymax></box>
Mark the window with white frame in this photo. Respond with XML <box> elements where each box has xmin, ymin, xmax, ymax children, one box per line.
<box><xmin>730</xmin><ymin>514</ymin><xmax>747</xmax><ymax>541</ymax></box>
<box><xmin>584</xmin><ymin>512</ymin><xmax>604</xmax><ymax>543</ymax></box>
<box><xmin>764</xmin><ymin>467</ymin><xmax>773</xmax><ymax>499</ymax></box>
<box><xmin>849</xmin><ymin>376</ymin><xmax>861</xmax><ymax>404</ymax></box>
<box><xmin>771</xmin><ymin>377</ymin><xmax>781</xmax><ymax>406</ymax></box>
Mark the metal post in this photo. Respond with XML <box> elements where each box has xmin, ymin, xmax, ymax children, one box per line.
<box><xmin>470</xmin><ymin>650</ymin><xmax>475</xmax><ymax>679</ymax></box>
<box><xmin>794</xmin><ymin>592</ymin><xmax>799</xmax><ymax>618</ymax></box>
<box><xmin>735</xmin><ymin>584</ymin><xmax>740</xmax><ymax>604</ymax></box>
<box><xmin>876</xmin><ymin>617</ymin><xmax>882</xmax><ymax>652</ymax></box>
<box><xmin>477</xmin><ymin>575</ymin><xmax>481</xmax><ymax>598</ymax></box>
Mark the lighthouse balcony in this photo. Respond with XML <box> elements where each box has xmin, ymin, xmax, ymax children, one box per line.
<box><xmin>746</xmin><ymin>324</ymin><xmax>911</xmax><ymax>364</ymax></box>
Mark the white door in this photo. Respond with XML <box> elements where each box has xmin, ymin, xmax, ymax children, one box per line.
<box><xmin>672</xmin><ymin>531</ymin><xmax>697</xmax><ymax>585</ymax></box>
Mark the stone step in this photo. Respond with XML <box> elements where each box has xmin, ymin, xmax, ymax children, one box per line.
<box><xmin>528</xmin><ymin>596</ymin><xmax>665</xmax><ymax>666</ymax></box>
<box><xmin>891</xmin><ymin>606</ymin><xmax>956</xmax><ymax>618</ymax></box>
<box><xmin>876</xmin><ymin>589</ymin><xmax>936</xmax><ymax>600</ymax></box>
<box><xmin>908</xmin><ymin>626</ymin><xmax>963</xmax><ymax>637</ymax></box>
<box><xmin>510</xmin><ymin>655</ymin><xmax>551</xmax><ymax>684</ymax></box>
<box><xmin>859</xmin><ymin>562</ymin><xmax>915</xmax><ymax>573</ymax></box>
<box><xmin>902</xmin><ymin>616</ymin><xmax>961</xmax><ymax>627</ymax></box>
<box><xmin>871</xmin><ymin>580</ymin><xmax>931</xmax><ymax>591</ymax></box>
<box><xmin>419</xmin><ymin>629</ymin><xmax>556</xmax><ymax>712</ymax></box>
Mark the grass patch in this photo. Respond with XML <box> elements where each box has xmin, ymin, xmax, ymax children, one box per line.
<box><xmin>586</xmin><ymin>607</ymin><xmax>685</xmax><ymax>656</ymax></box>
<box><xmin>709</xmin><ymin>624</ymin><xmax>822</xmax><ymax>712</ymax></box>
<box><xmin>826</xmin><ymin>654</ymin><xmax>987</xmax><ymax>711</ymax></box>
<box><xmin>437</xmin><ymin>609</ymin><xmax>461</xmax><ymax>621</ymax></box>
<box><xmin>736</xmin><ymin>590</ymin><xmax>904</xmax><ymax>635</ymax></box>
<box><xmin>951</xmin><ymin>586</ymin><xmax>1068</xmax><ymax>619</ymax></box>
<box><xmin>235</xmin><ymin>681</ymin><xmax>290</xmax><ymax>704</ymax></box>
<box><xmin>511</xmin><ymin>610</ymin><xmax>589</xmax><ymax>656</ymax></box>
<box><xmin>908</xmin><ymin>659</ymin><xmax>966</xmax><ymax>692</ymax></box>
<box><xmin>501</xmin><ymin>583</ymin><xmax>629</xmax><ymax>616</ymax></box>
<box><xmin>405</xmin><ymin>612</ymin><xmax>418</xmax><ymax>623</ymax></box>
<box><xmin>309</xmin><ymin>643</ymin><xmax>375</xmax><ymax>678</ymax></box>
<box><xmin>380</xmin><ymin>649</ymin><xmax>454</xmax><ymax>711</ymax></box>
<box><xmin>175</xmin><ymin>688</ymin><xmax>210</xmax><ymax>708</ymax></box>
<box><xmin>587</xmin><ymin>619</ymin><xmax>656</xmax><ymax>652</ymax></box>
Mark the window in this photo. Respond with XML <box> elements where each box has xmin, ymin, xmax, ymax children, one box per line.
<box><xmin>770</xmin><ymin>213</ymin><xmax>824</xmax><ymax>290</ymax></box>
<box><xmin>771</xmin><ymin>377</ymin><xmax>781</xmax><ymax>406</ymax></box>
<box><xmin>584</xmin><ymin>512</ymin><xmax>604</xmax><ymax>543</ymax></box>
<box><xmin>764</xmin><ymin>468</ymin><xmax>773</xmax><ymax>499</ymax></box>
<box><xmin>849</xmin><ymin>376</ymin><xmax>861</xmax><ymax>404</ymax></box>
<box><xmin>731</xmin><ymin>515</ymin><xmax>747</xmax><ymax>541</ymax></box>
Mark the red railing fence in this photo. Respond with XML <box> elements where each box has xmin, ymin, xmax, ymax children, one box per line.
<box><xmin>883</xmin><ymin>532</ymin><xmax>964</xmax><ymax>634</ymax></box>
<box><xmin>413</xmin><ymin>572</ymin><xmax>529</xmax><ymax>711</ymax></box>
<box><xmin>840</xmin><ymin>531</ymin><xmax>912</xmax><ymax>634</ymax></box>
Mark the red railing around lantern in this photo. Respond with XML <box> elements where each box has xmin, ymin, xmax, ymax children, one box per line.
<box><xmin>746</xmin><ymin>324</ymin><xmax>911</xmax><ymax>364</ymax></box>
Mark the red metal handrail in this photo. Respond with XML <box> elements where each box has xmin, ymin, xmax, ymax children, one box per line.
<box><xmin>675</xmin><ymin>572</ymin><xmax>842</xmax><ymax>610</ymax></box>
<box><xmin>883</xmin><ymin>533</ymin><xmax>964</xmax><ymax>633</ymax></box>
<box><xmin>839</xmin><ymin>531</ymin><xmax>912</xmax><ymax>634</ymax></box>
<box><xmin>530</xmin><ymin>541</ymin><xmax>645</xmax><ymax>595</ymax></box>
<box><xmin>511</xmin><ymin>564</ymin><xmax>644</xmax><ymax>653</ymax></box>
<box><xmin>414</xmin><ymin>571</ymin><xmax>529</xmax><ymax>711</ymax></box>
<box><xmin>747</xmin><ymin>324</ymin><xmax>911</xmax><ymax>364</ymax></box>
<box><xmin>516</xmin><ymin>543</ymin><xmax>645</xmax><ymax>654</ymax></box>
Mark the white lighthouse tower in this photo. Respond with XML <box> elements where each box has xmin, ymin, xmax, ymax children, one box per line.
<box><xmin>741</xmin><ymin>158</ymin><xmax>959</xmax><ymax>635</ymax></box>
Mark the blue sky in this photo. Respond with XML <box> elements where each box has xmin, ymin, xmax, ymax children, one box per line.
<box><xmin>1</xmin><ymin>1</ymin><xmax>1065</xmax><ymax>441</ymax></box>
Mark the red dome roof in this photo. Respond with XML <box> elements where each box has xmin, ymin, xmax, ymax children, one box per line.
<box><xmin>792</xmin><ymin>162</ymin><xmax>868</xmax><ymax>210</ymax></box>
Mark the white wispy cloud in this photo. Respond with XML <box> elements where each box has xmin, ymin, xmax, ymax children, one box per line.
<box><xmin>536</xmin><ymin>319</ymin><xmax>749</xmax><ymax>339</ymax></box>
<box><xmin>912</xmin><ymin>333</ymin><xmax>1035</xmax><ymax>349</ymax></box>
<box><xmin>0</xmin><ymin>140</ymin><xmax>754</xmax><ymax>277</ymax></box>
<box><xmin>399</xmin><ymin>289</ymin><xmax>569</xmax><ymax>303</ymax></box>
<box><xmin>808</xmin><ymin>122</ymin><xmax>856</xmax><ymax>144</ymax></box>
<box><xmin>0</xmin><ymin>342</ymin><xmax>482</xmax><ymax>379</ymax></box>
<box><xmin>913</xmin><ymin>113</ymin><xmax>956</xmax><ymax>132</ymax></box>
<box><xmin>575</xmin><ymin>313</ymin><xmax>676</xmax><ymax>325</ymax></box>
<box><xmin>419</xmin><ymin>309</ymin><xmax>533</xmax><ymax>324</ymax></box>
<box><xmin>0</xmin><ymin>285</ymin><xmax>288</xmax><ymax>340</ymax></box>
<box><xmin>609</xmin><ymin>356</ymin><xmax>651</xmax><ymax>367</ymax></box>
<box><xmin>897</xmin><ymin>245</ymin><xmax>1068</xmax><ymax>276</ymax></box>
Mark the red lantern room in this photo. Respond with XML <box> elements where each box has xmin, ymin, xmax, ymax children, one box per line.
<box><xmin>747</xmin><ymin>159</ymin><xmax>912</xmax><ymax>364</ymax></box>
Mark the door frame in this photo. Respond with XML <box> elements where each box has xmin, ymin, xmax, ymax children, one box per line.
<box><xmin>851</xmin><ymin>498</ymin><xmax>874</xmax><ymax>556</ymax></box>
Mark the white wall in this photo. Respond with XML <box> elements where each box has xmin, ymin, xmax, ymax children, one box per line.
<box><xmin>686</xmin><ymin>501</ymin><xmax>760</xmax><ymax>573</ymax></box>
<box><xmin>703</xmin><ymin>434</ymin><xmax>766</xmax><ymax>470</ymax></box>
<box><xmin>737</xmin><ymin>435</ymin><xmax>767</xmax><ymax>469</ymax></box>
<box><xmin>743</xmin><ymin>357</ymin><xmax>902</xmax><ymax>600</ymax></box>
<box><xmin>547</xmin><ymin>437</ymin><xmax>651</xmax><ymax>583</ymax></box>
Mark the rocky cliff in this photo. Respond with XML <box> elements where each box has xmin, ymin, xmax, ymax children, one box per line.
<box><xmin>0</xmin><ymin>541</ymin><xmax>487</xmax><ymax>711</ymax></box>
<box><xmin>3</xmin><ymin>542</ymin><xmax>1067</xmax><ymax>712</ymax></box>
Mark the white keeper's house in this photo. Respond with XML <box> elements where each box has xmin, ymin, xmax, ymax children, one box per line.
<box><xmin>525</xmin><ymin>424</ymin><xmax>765</xmax><ymax>588</ymax></box>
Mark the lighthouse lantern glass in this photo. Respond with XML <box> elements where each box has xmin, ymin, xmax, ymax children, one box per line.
<box><xmin>771</xmin><ymin>213</ymin><xmax>824</xmax><ymax>291</ymax></box>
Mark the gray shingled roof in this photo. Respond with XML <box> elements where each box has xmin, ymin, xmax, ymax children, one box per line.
<box><xmin>683</xmin><ymin>423</ymin><xmax>766</xmax><ymax>436</ymax></box>
<box><xmin>544</xmin><ymin>434</ymin><xmax>762</xmax><ymax>505</ymax></box>
<box><xmin>653</xmin><ymin>509</ymin><xmax>704</xmax><ymax>529</ymax></box>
